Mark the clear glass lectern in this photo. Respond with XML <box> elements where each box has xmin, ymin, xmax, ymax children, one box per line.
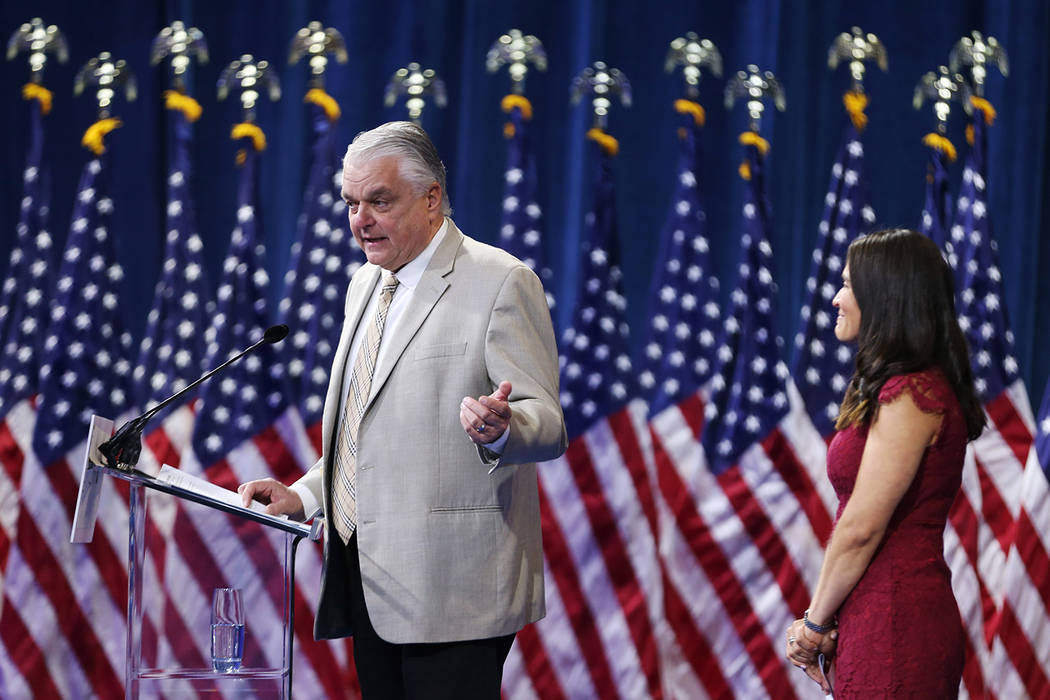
<box><xmin>73</xmin><ymin>416</ymin><xmax>320</xmax><ymax>699</ymax></box>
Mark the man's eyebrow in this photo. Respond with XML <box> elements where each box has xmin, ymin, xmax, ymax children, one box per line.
<box><xmin>341</xmin><ymin>184</ymin><xmax>395</xmax><ymax>202</ymax></box>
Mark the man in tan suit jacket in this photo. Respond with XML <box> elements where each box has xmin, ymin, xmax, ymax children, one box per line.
<box><xmin>239</xmin><ymin>121</ymin><xmax>566</xmax><ymax>699</ymax></box>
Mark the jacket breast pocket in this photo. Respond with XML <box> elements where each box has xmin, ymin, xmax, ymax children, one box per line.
<box><xmin>412</xmin><ymin>342</ymin><xmax>467</xmax><ymax>360</ymax></box>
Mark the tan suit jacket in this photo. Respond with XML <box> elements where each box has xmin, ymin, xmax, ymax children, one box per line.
<box><xmin>294</xmin><ymin>219</ymin><xmax>566</xmax><ymax>643</ymax></box>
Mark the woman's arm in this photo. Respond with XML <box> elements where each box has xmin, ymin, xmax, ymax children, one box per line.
<box><xmin>787</xmin><ymin>389</ymin><xmax>941</xmax><ymax>682</ymax></box>
<box><xmin>808</xmin><ymin>391</ymin><xmax>941</xmax><ymax>623</ymax></box>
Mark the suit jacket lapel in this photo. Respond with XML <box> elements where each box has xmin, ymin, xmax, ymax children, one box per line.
<box><xmin>344</xmin><ymin>266</ymin><xmax>380</xmax><ymax>337</ymax></box>
<box><xmin>364</xmin><ymin>223</ymin><xmax>462</xmax><ymax>411</ymax></box>
<box><xmin>321</xmin><ymin>265</ymin><xmax>379</xmax><ymax>474</ymax></box>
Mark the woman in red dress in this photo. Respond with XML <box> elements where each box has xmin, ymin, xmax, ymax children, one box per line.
<box><xmin>784</xmin><ymin>229</ymin><xmax>986</xmax><ymax>697</ymax></box>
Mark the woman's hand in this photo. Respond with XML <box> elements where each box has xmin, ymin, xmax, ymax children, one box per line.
<box><xmin>785</xmin><ymin>619</ymin><xmax>837</xmax><ymax>694</ymax></box>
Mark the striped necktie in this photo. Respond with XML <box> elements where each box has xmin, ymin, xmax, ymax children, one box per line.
<box><xmin>331</xmin><ymin>270</ymin><xmax>399</xmax><ymax>544</ymax></box>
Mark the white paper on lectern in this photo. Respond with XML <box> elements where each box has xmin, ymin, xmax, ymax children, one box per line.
<box><xmin>156</xmin><ymin>465</ymin><xmax>289</xmax><ymax>521</ymax></box>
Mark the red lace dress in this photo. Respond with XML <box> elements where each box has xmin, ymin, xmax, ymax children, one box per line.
<box><xmin>826</xmin><ymin>369</ymin><xmax>966</xmax><ymax>698</ymax></box>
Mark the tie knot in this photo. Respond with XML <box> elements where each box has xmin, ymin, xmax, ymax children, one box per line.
<box><xmin>381</xmin><ymin>271</ymin><xmax>399</xmax><ymax>293</ymax></box>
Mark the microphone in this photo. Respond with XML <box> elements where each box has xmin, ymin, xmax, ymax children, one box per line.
<box><xmin>97</xmin><ymin>324</ymin><xmax>289</xmax><ymax>472</ymax></box>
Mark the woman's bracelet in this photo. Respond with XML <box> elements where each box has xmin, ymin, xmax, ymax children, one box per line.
<box><xmin>803</xmin><ymin>609</ymin><xmax>837</xmax><ymax>634</ymax></box>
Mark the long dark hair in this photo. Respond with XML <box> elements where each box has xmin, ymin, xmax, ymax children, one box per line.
<box><xmin>835</xmin><ymin>228</ymin><xmax>985</xmax><ymax>440</ymax></box>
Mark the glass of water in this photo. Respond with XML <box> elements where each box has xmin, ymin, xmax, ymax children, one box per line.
<box><xmin>211</xmin><ymin>587</ymin><xmax>245</xmax><ymax>673</ymax></box>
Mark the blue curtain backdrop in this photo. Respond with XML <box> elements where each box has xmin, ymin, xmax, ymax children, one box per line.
<box><xmin>1</xmin><ymin>0</ymin><xmax>1048</xmax><ymax>395</ymax></box>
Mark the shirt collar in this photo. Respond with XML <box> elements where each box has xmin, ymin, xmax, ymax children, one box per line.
<box><xmin>390</xmin><ymin>217</ymin><xmax>448</xmax><ymax>290</ymax></box>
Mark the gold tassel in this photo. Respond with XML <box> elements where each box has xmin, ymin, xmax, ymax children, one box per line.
<box><xmin>843</xmin><ymin>91</ymin><xmax>869</xmax><ymax>131</ymax></box>
<box><xmin>81</xmin><ymin>117</ymin><xmax>123</xmax><ymax>155</ymax></box>
<box><xmin>739</xmin><ymin>130</ymin><xmax>770</xmax><ymax>155</ymax></box>
<box><xmin>23</xmin><ymin>83</ymin><xmax>53</xmax><ymax>115</ymax></box>
<box><xmin>586</xmin><ymin>128</ymin><xmax>620</xmax><ymax>156</ymax></box>
<box><xmin>164</xmin><ymin>91</ymin><xmax>203</xmax><ymax>122</ymax></box>
<box><xmin>231</xmin><ymin>122</ymin><xmax>266</xmax><ymax>151</ymax></box>
<box><xmin>674</xmin><ymin>99</ymin><xmax>706</xmax><ymax>127</ymax></box>
<box><xmin>970</xmin><ymin>96</ymin><xmax>996</xmax><ymax>125</ymax></box>
<box><xmin>922</xmin><ymin>132</ymin><xmax>957</xmax><ymax>162</ymax></box>
<box><xmin>501</xmin><ymin>94</ymin><xmax>533</xmax><ymax>120</ymax></box>
<box><xmin>501</xmin><ymin>95</ymin><xmax>533</xmax><ymax>138</ymax></box>
<box><xmin>305</xmin><ymin>88</ymin><xmax>341</xmax><ymax>121</ymax></box>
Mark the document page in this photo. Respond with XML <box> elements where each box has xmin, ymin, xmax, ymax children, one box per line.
<box><xmin>156</xmin><ymin>465</ymin><xmax>288</xmax><ymax>520</ymax></box>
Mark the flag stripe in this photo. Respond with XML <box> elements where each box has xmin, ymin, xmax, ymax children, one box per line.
<box><xmin>995</xmin><ymin>603</ymin><xmax>1049</xmax><ymax>698</ymax></box>
<box><xmin>144</xmin><ymin>421</ymin><xmax>184</xmax><ymax>469</ymax></box>
<box><xmin>974</xmin><ymin>456</ymin><xmax>1013</xmax><ymax>553</ymax></box>
<box><xmin>607</xmin><ymin>408</ymin><xmax>659</xmax><ymax>535</ymax></box>
<box><xmin>1013</xmin><ymin>511</ymin><xmax>1050</xmax><ymax>628</ymax></box>
<box><xmin>530</xmin><ymin>554</ymin><xmax>604</xmax><ymax>699</ymax></box>
<box><xmin>0</xmin><ymin>413</ymin><xmax>27</xmax><ymax>575</ymax></box>
<box><xmin>513</xmin><ymin>623</ymin><xmax>569</xmax><ymax>700</ymax></box>
<box><xmin>535</xmin><ymin>485</ymin><xmax>619</xmax><ymax>699</ymax></box>
<box><xmin>760</xmin><ymin>429</ymin><xmax>833</xmax><ymax>545</ymax></box>
<box><xmin>648</xmin><ymin>419</ymin><xmax>734</xmax><ymax>696</ymax></box>
<box><xmin>661</xmin><ymin>566</ymin><xmax>730</xmax><ymax>698</ymax></box>
<box><xmin>949</xmin><ymin>490</ymin><xmax>999</xmax><ymax>640</ymax></box>
<box><xmin>653</xmin><ymin>424</ymin><xmax>793</xmax><ymax>698</ymax></box>
<box><xmin>985</xmin><ymin>392</ymin><xmax>1034</xmax><ymax>467</ymax></box>
<box><xmin>960</xmin><ymin>632</ymin><xmax>994</xmax><ymax>700</ymax></box>
<box><xmin>0</xmin><ymin>592</ymin><xmax>60</xmax><ymax>698</ymax></box>
<box><xmin>651</xmin><ymin>401</ymin><xmax>766</xmax><ymax>697</ymax></box>
<box><xmin>563</xmin><ymin>433</ymin><xmax>663</xmax><ymax>698</ymax></box>
<box><xmin>716</xmin><ymin>463</ymin><xmax>809</xmax><ymax>615</ymax></box>
<box><xmin>13</xmin><ymin>506</ymin><xmax>123</xmax><ymax>695</ymax></box>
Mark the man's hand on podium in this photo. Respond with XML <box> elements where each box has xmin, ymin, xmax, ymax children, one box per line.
<box><xmin>238</xmin><ymin>479</ymin><xmax>305</xmax><ymax>521</ymax></box>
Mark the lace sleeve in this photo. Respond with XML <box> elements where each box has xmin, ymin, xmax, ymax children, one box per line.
<box><xmin>878</xmin><ymin>371</ymin><xmax>947</xmax><ymax>416</ymax></box>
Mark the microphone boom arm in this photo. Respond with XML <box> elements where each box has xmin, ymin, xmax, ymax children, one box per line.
<box><xmin>97</xmin><ymin>324</ymin><xmax>288</xmax><ymax>472</ymax></box>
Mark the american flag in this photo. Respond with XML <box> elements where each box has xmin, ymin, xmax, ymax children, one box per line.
<box><xmin>170</xmin><ymin>128</ymin><xmax>345</xmax><ymax>695</ymax></box>
<box><xmin>642</xmin><ymin>102</ymin><xmax>741</xmax><ymax>699</ymax></box>
<box><xmin>658</xmin><ymin>134</ymin><xmax>832</xmax><ymax>698</ymax></box>
<box><xmin>944</xmin><ymin>106</ymin><xmax>1047</xmax><ymax>698</ymax></box>
<box><xmin>279</xmin><ymin>94</ymin><xmax>364</xmax><ymax>450</ymax></box>
<box><xmin>0</xmin><ymin>124</ymin><xmax>135</xmax><ymax>697</ymax></box>
<box><xmin>276</xmin><ymin>93</ymin><xmax>364</xmax><ymax>696</ymax></box>
<box><xmin>190</xmin><ymin>137</ymin><xmax>291</xmax><ymax>468</ymax></box>
<box><xmin>791</xmin><ymin>119</ymin><xmax>876</xmax><ymax>439</ymax></box>
<box><xmin>919</xmin><ymin>134</ymin><xmax>954</xmax><ymax>252</ymax></box>
<box><xmin>0</xmin><ymin>86</ymin><xmax>61</xmax><ymax>690</ymax></box>
<box><xmin>126</xmin><ymin>96</ymin><xmax>228</xmax><ymax>694</ymax></box>
<box><xmin>637</xmin><ymin>103</ymin><xmax>720</xmax><ymax>412</ymax></box>
<box><xmin>993</xmin><ymin>378</ymin><xmax>1050</xmax><ymax>696</ymax></box>
<box><xmin>133</xmin><ymin>98</ymin><xmax>212</xmax><ymax>421</ymax></box>
<box><xmin>495</xmin><ymin>96</ymin><xmax>555</xmax><ymax>309</ymax></box>
<box><xmin>503</xmin><ymin>133</ymin><xmax>670</xmax><ymax>699</ymax></box>
<box><xmin>0</xmin><ymin>88</ymin><xmax>57</xmax><ymax>581</ymax></box>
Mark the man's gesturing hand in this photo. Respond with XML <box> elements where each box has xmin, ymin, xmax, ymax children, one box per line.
<box><xmin>238</xmin><ymin>478</ymin><xmax>305</xmax><ymax>520</ymax></box>
<box><xmin>461</xmin><ymin>380</ymin><xmax>512</xmax><ymax>445</ymax></box>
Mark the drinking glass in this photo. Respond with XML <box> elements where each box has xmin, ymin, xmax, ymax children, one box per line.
<box><xmin>211</xmin><ymin>587</ymin><xmax>245</xmax><ymax>673</ymax></box>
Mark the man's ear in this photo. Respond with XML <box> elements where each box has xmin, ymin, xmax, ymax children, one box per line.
<box><xmin>426</xmin><ymin>182</ymin><xmax>442</xmax><ymax>212</ymax></box>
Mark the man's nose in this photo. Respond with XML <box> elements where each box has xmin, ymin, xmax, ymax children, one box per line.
<box><xmin>352</xmin><ymin>204</ymin><xmax>374</xmax><ymax>227</ymax></box>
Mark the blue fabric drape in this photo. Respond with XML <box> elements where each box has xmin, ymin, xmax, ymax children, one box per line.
<box><xmin>1</xmin><ymin>0</ymin><xmax>1047</xmax><ymax>393</ymax></box>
